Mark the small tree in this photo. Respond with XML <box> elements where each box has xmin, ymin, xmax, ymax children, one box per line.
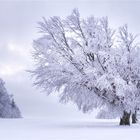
<box><xmin>32</xmin><ymin>9</ymin><xmax>140</xmax><ymax>125</ymax></box>
<box><xmin>0</xmin><ymin>78</ymin><xmax>21</xmax><ymax>118</ymax></box>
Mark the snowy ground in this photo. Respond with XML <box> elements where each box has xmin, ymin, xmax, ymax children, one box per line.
<box><xmin>0</xmin><ymin>117</ymin><xmax>140</xmax><ymax>140</ymax></box>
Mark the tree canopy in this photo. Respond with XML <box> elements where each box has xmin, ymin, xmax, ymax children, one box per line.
<box><xmin>32</xmin><ymin>9</ymin><xmax>140</xmax><ymax>124</ymax></box>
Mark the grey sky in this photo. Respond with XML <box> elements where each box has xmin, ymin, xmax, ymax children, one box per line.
<box><xmin>0</xmin><ymin>0</ymin><xmax>140</xmax><ymax>118</ymax></box>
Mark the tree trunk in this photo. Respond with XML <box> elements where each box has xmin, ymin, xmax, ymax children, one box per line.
<box><xmin>132</xmin><ymin>110</ymin><xmax>137</xmax><ymax>124</ymax></box>
<box><xmin>120</xmin><ymin>111</ymin><xmax>131</xmax><ymax>125</ymax></box>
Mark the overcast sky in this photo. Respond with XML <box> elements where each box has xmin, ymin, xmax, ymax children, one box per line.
<box><xmin>0</xmin><ymin>0</ymin><xmax>140</xmax><ymax>118</ymax></box>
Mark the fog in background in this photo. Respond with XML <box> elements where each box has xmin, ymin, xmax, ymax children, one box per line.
<box><xmin>0</xmin><ymin>0</ymin><xmax>140</xmax><ymax>118</ymax></box>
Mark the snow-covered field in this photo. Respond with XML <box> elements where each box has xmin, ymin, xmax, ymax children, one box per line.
<box><xmin>0</xmin><ymin>118</ymin><xmax>140</xmax><ymax>140</ymax></box>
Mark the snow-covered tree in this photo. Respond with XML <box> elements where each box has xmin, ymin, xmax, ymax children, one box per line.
<box><xmin>96</xmin><ymin>25</ymin><xmax>140</xmax><ymax>125</ymax></box>
<box><xmin>115</xmin><ymin>25</ymin><xmax>140</xmax><ymax>124</ymax></box>
<box><xmin>31</xmin><ymin>9</ymin><xmax>140</xmax><ymax>125</ymax></box>
<box><xmin>0</xmin><ymin>78</ymin><xmax>21</xmax><ymax>118</ymax></box>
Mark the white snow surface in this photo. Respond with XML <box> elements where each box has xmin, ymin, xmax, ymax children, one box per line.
<box><xmin>0</xmin><ymin>117</ymin><xmax>140</xmax><ymax>140</ymax></box>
